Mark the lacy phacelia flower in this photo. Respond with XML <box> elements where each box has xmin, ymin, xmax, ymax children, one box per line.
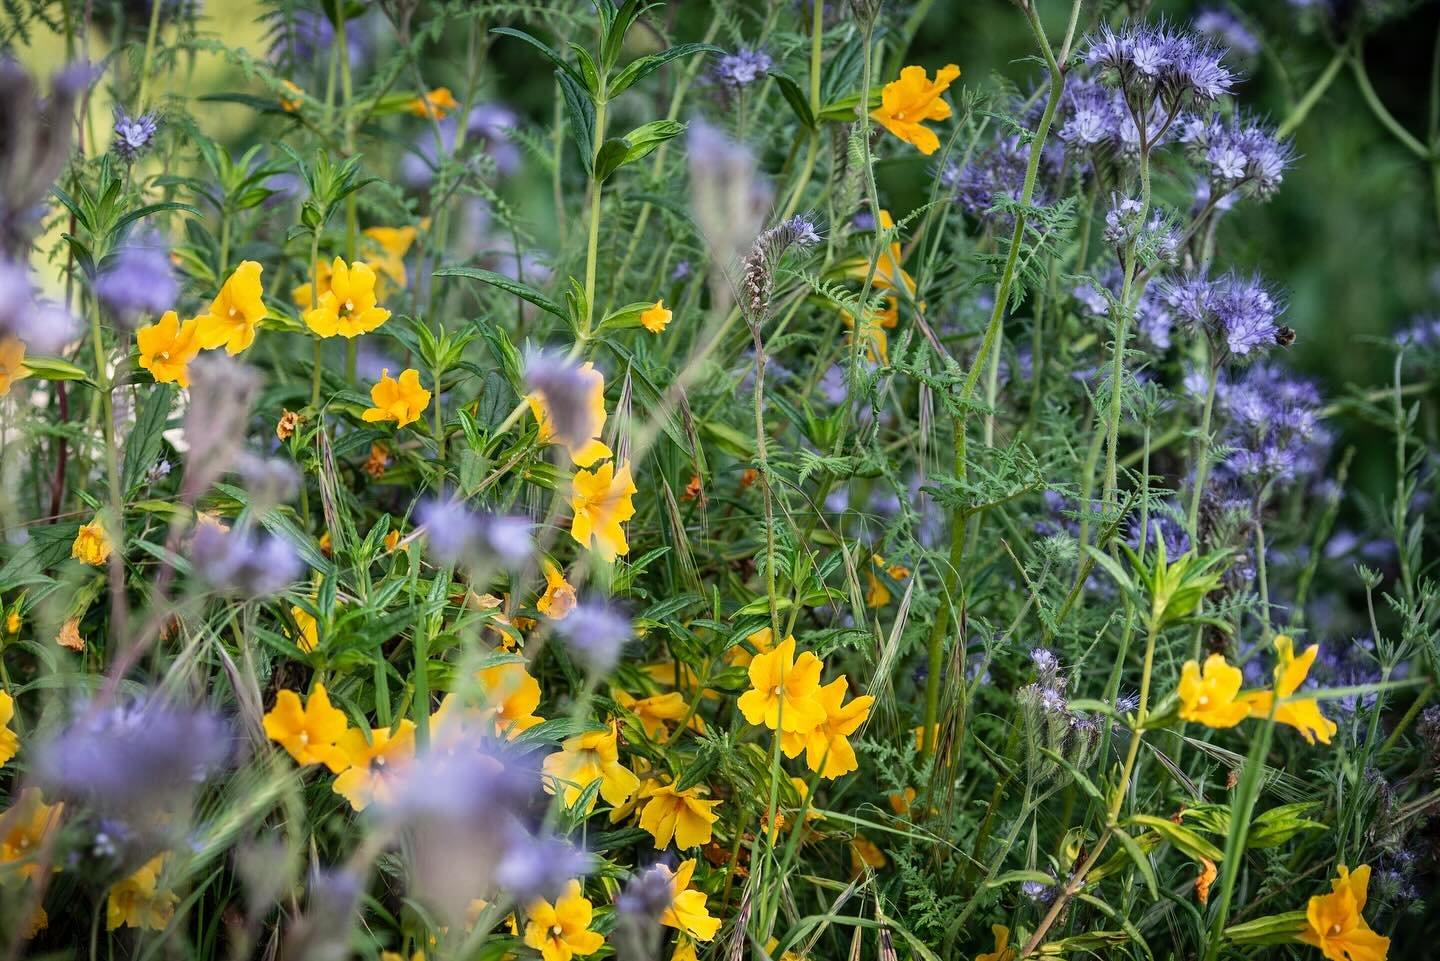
<box><xmin>871</xmin><ymin>63</ymin><xmax>961</xmax><ymax>156</ymax></box>
<box><xmin>71</xmin><ymin>518</ymin><xmax>112</xmax><ymax>566</ymax></box>
<box><xmin>640</xmin><ymin>299</ymin><xmax>672</xmax><ymax>333</ymax></box>
<box><xmin>713</xmin><ymin>48</ymin><xmax>773</xmax><ymax>89</ymax></box>
<box><xmin>1165</xmin><ymin>272</ymin><xmax>1284</xmax><ymax>359</ymax></box>
<box><xmin>1299</xmin><ymin>864</ymin><xmax>1390</xmax><ymax>961</ymax></box>
<box><xmin>780</xmin><ymin>676</ymin><xmax>874</xmax><ymax>779</ymax></box>
<box><xmin>659</xmin><ymin>859</ymin><xmax>721</xmax><ymax>942</ymax></box>
<box><xmin>1177</xmin><ymin>653</ymin><xmax>1250</xmax><ymax>728</ymax></box>
<box><xmin>111</xmin><ymin>108</ymin><xmax>158</xmax><ymax>162</ymax></box>
<box><xmin>331</xmin><ymin>720</ymin><xmax>417</xmax><ymax>811</ymax></box>
<box><xmin>737</xmin><ymin>636</ymin><xmax>826</xmax><ymax>733</ymax></box>
<box><xmin>362</xmin><ymin>368</ymin><xmax>431</xmax><ymax>427</ymax></box>
<box><xmin>263</xmin><ymin>683</ymin><xmax>350</xmax><ymax>770</ymax></box>
<box><xmin>409</xmin><ymin>86</ymin><xmax>460</xmax><ymax>119</ymax></box>
<box><xmin>527</xmin><ymin>357</ymin><xmax>612</xmax><ymax>467</ymax></box>
<box><xmin>304</xmin><ymin>258</ymin><xmax>391</xmax><ymax>338</ymax></box>
<box><xmin>523</xmin><ymin>879</ymin><xmax>605</xmax><ymax>961</ymax></box>
<box><xmin>1239</xmin><ymin>635</ymin><xmax>1338</xmax><ymax>745</ymax></box>
<box><xmin>541</xmin><ymin>722</ymin><xmax>638</xmax><ymax>812</ymax></box>
<box><xmin>107</xmin><ymin>854</ymin><xmax>177</xmax><ymax>931</ymax></box>
<box><xmin>638</xmin><ymin>783</ymin><xmax>720</xmax><ymax>849</ymax></box>
<box><xmin>569</xmin><ymin>461</ymin><xmax>637</xmax><ymax>561</ymax></box>
<box><xmin>553</xmin><ymin>600</ymin><xmax>631</xmax><ymax>675</ymax></box>
<box><xmin>0</xmin><ymin>336</ymin><xmax>27</xmax><ymax>396</ymax></box>
<box><xmin>538</xmin><ymin>560</ymin><xmax>576</xmax><ymax>619</ymax></box>
<box><xmin>0</xmin><ymin>690</ymin><xmax>18</xmax><ymax>767</ymax></box>
<box><xmin>95</xmin><ymin>237</ymin><xmax>177</xmax><ymax>326</ymax></box>
<box><xmin>976</xmin><ymin>923</ymin><xmax>1017</xmax><ymax>961</ymax></box>
<box><xmin>1182</xmin><ymin>113</ymin><xmax>1293</xmax><ymax>203</ymax></box>
<box><xmin>136</xmin><ymin>310</ymin><xmax>202</xmax><ymax>387</ymax></box>
<box><xmin>1085</xmin><ymin>23</ymin><xmax>1234</xmax><ymax>108</ymax></box>
<box><xmin>196</xmin><ymin>261</ymin><xmax>266</xmax><ymax>355</ymax></box>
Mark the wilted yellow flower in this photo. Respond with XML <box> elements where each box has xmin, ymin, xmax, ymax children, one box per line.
<box><xmin>538</xmin><ymin>559</ymin><xmax>576</xmax><ymax>619</ymax></box>
<box><xmin>528</xmin><ymin>361</ymin><xmax>612</xmax><ymax>467</ymax></box>
<box><xmin>409</xmin><ymin>86</ymin><xmax>459</xmax><ymax>119</ymax></box>
<box><xmin>1196</xmin><ymin>856</ymin><xmax>1218</xmax><ymax>907</ymax></box>
<box><xmin>975</xmin><ymin>923</ymin><xmax>1016</xmax><ymax>961</ymax></box>
<box><xmin>1177</xmin><ymin>653</ymin><xmax>1250</xmax><ymax>729</ymax></box>
<box><xmin>196</xmin><ymin>260</ymin><xmax>266</xmax><ymax>355</ymax></box>
<box><xmin>107</xmin><ymin>854</ymin><xmax>177</xmax><ymax>931</ymax></box>
<box><xmin>570</xmin><ymin>461</ymin><xmax>637</xmax><ymax>561</ymax></box>
<box><xmin>276</xmin><ymin>408</ymin><xmax>301</xmax><ymax>440</ymax></box>
<box><xmin>363</xmin><ymin>442</ymin><xmax>389</xmax><ymax>478</ymax></box>
<box><xmin>362</xmin><ymin>368</ymin><xmax>431</xmax><ymax>427</ymax></box>
<box><xmin>331</xmin><ymin>720</ymin><xmax>417</xmax><ymax>811</ymax></box>
<box><xmin>638</xmin><ymin>783</ymin><xmax>721</xmax><ymax>849</ymax></box>
<box><xmin>136</xmin><ymin>310</ymin><xmax>203</xmax><ymax>387</ymax></box>
<box><xmin>871</xmin><ymin>64</ymin><xmax>961</xmax><ymax>155</ymax></box>
<box><xmin>56</xmin><ymin>618</ymin><xmax>83</xmax><ymax>651</ymax></box>
<box><xmin>0</xmin><ymin>336</ymin><xmax>29</xmax><ymax>396</ymax></box>
<box><xmin>524</xmin><ymin>880</ymin><xmax>604</xmax><ymax>961</ymax></box>
<box><xmin>4</xmin><ymin>608</ymin><xmax>17</xmax><ymax>634</ymax></box>
<box><xmin>779</xmin><ymin>676</ymin><xmax>874</xmax><ymax>778</ymax></box>
<box><xmin>640</xmin><ymin>299</ymin><xmax>673</xmax><ymax>333</ymax></box>
<box><xmin>263</xmin><ymin>683</ymin><xmax>350</xmax><ymax>769</ymax></box>
<box><xmin>541</xmin><ymin>722</ymin><xmax>638</xmax><ymax>812</ymax></box>
<box><xmin>304</xmin><ymin>257</ymin><xmax>391</xmax><ymax>338</ymax></box>
<box><xmin>658</xmin><ymin>859</ymin><xmax>721</xmax><ymax>942</ymax></box>
<box><xmin>1300</xmin><ymin>864</ymin><xmax>1389</xmax><ymax>961</ymax></box>
<box><xmin>737</xmin><ymin>636</ymin><xmax>825</xmax><ymax>733</ymax></box>
<box><xmin>0</xmin><ymin>690</ymin><xmax>18</xmax><ymax>767</ymax></box>
<box><xmin>1240</xmin><ymin>635</ymin><xmax>1338</xmax><ymax>745</ymax></box>
<box><xmin>71</xmin><ymin>519</ymin><xmax>112</xmax><ymax>566</ymax></box>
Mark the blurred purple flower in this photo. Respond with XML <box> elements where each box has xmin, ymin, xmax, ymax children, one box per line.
<box><xmin>191</xmin><ymin>524</ymin><xmax>303</xmax><ymax>597</ymax></box>
<box><xmin>525</xmin><ymin>351</ymin><xmax>601</xmax><ymax>453</ymax></box>
<box><xmin>553</xmin><ymin>600</ymin><xmax>631</xmax><ymax>675</ymax></box>
<box><xmin>494</xmin><ymin>827</ymin><xmax>593</xmax><ymax>905</ymax></box>
<box><xmin>713</xmin><ymin>48</ymin><xmax>773</xmax><ymax>89</ymax></box>
<box><xmin>112</xmin><ymin>107</ymin><xmax>158</xmax><ymax>161</ymax></box>
<box><xmin>95</xmin><ymin>235</ymin><xmax>177</xmax><ymax>326</ymax></box>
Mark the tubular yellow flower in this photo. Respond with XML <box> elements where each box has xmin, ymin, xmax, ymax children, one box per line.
<box><xmin>0</xmin><ymin>690</ymin><xmax>18</xmax><ymax>767</ymax></box>
<box><xmin>538</xmin><ymin>559</ymin><xmax>577</xmax><ymax>619</ymax></box>
<box><xmin>640</xmin><ymin>299</ymin><xmax>673</xmax><ymax>333</ymax></box>
<box><xmin>0</xmin><ymin>336</ymin><xmax>28</xmax><ymax>396</ymax></box>
<box><xmin>304</xmin><ymin>257</ymin><xmax>391</xmax><ymax>338</ymax></box>
<box><xmin>362</xmin><ymin>226</ymin><xmax>417</xmax><ymax>295</ymax></box>
<box><xmin>263</xmin><ymin>683</ymin><xmax>350</xmax><ymax>770</ymax></box>
<box><xmin>476</xmin><ymin>658</ymin><xmax>547</xmax><ymax>737</ymax></box>
<box><xmin>71</xmin><ymin>519</ymin><xmax>112</xmax><ymax>566</ymax></box>
<box><xmin>196</xmin><ymin>260</ymin><xmax>266</xmax><ymax>355</ymax></box>
<box><xmin>362</xmin><ymin>368</ymin><xmax>431</xmax><ymax>427</ymax></box>
<box><xmin>871</xmin><ymin>64</ymin><xmax>961</xmax><ymax>156</ymax></box>
<box><xmin>737</xmin><ymin>636</ymin><xmax>826</xmax><ymax>733</ymax></box>
<box><xmin>569</xmin><ymin>461</ymin><xmax>637</xmax><ymax>561</ymax></box>
<box><xmin>975</xmin><ymin>924</ymin><xmax>1017</xmax><ymax>961</ymax></box>
<box><xmin>1240</xmin><ymin>634</ymin><xmax>1338</xmax><ymax>745</ymax></box>
<box><xmin>291</xmin><ymin>257</ymin><xmax>333</xmax><ymax>311</ymax></box>
<box><xmin>727</xmin><ymin>626</ymin><xmax>776</xmax><ymax>668</ymax></box>
<box><xmin>528</xmin><ymin>362</ymin><xmax>612</xmax><ymax>467</ymax></box>
<box><xmin>331</xmin><ymin>720</ymin><xmax>417</xmax><ymax>811</ymax></box>
<box><xmin>779</xmin><ymin>676</ymin><xmax>874</xmax><ymax>779</ymax></box>
<box><xmin>638</xmin><ymin>783</ymin><xmax>721</xmax><ymax>849</ymax></box>
<box><xmin>1299</xmin><ymin>864</ymin><xmax>1390</xmax><ymax>961</ymax></box>
<box><xmin>524</xmin><ymin>880</ymin><xmax>604</xmax><ymax>961</ymax></box>
<box><xmin>541</xmin><ymin>722</ymin><xmax>639</xmax><ymax>812</ymax></box>
<box><xmin>289</xmin><ymin>604</ymin><xmax>318</xmax><ymax>652</ymax></box>
<box><xmin>659</xmin><ymin>859</ymin><xmax>721</xmax><ymax>942</ymax></box>
<box><xmin>1176</xmin><ymin>653</ymin><xmax>1250</xmax><ymax>728</ymax></box>
<box><xmin>0</xmin><ymin>790</ymin><xmax>63</xmax><ymax>880</ymax></box>
<box><xmin>615</xmin><ymin>689</ymin><xmax>690</xmax><ymax>740</ymax></box>
<box><xmin>409</xmin><ymin>86</ymin><xmax>460</xmax><ymax>119</ymax></box>
<box><xmin>136</xmin><ymin>310</ymin><xmax>202</xmax><ymax>387</ymax></box>
<box><xmin>107</xmin><ymin>854</ymin><xmax>178</xmax><ymax>931</ymax></box>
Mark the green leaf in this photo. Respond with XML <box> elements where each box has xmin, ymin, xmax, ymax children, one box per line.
<box><xmin>1223</xmin><ymin>911</ymin><xmax>1308</xmax><ymax>946</ymax></box>
<box><xmin>594</xmin><ymin>120</ymin><xmax>686</xmax><ymax>182</ymax></box>
<box><xmin>433</xmin><ymin>266</ymin><xmax>566</xmax><ymax>320</ymax></box>
<box><xmin>557</xmin><ymin>70</ymin><xmax>596</xmax><ymax>172</ymax></box>
<box><xmin>569</xmin><ymin>42</ymin><xmax>601</xmax><ymax>96</ymax></box>
<box><xmin>769</xmin><ymin>70</ymin><xmax>816</xmax><ymax>129</ymax></box>
<box><xmin>608</xmin><ymin>42</ymin><xmax>724</xmax><ymax>97</ymax></box>
<box><xmin>1038</xmin><ymin>747</ymin><xmax>1103</xmax><ymax>800</ymax></box>
<box><xmin>1128</xmin><ymin>813</ymin><xmax>1224</xmax><ymax>862</ymax></box>
<box><xmin>983</xmin><ymin>870</ymin><xmax>1058</xmax><ymax>890</ymax></box>
<box><xmin>1083</xmin><ymin>544</ymin><xmax>1135</xmax><ymax>595</ymax></box>
<box><xmin>122</xmin><ymin>385</ymin><xmax>176</xmax><ymax>493</ymax></box>
<box><xmin>490</xmin><ymin>27</ymin><xmax>587</xmax><ymax>92</ymax></box>
<box><xmin>1112</xmin><ymin>826</ymin><xmax>1159</xmax><ymax>900</ymax></box>
<box><xmin>20</xmin><ymin>355</ymin><xmax>91</xmax><ymax>384</ymax></box>
<box><xmin>113</xmin><ymin>202</ymin><xmax>199</xmax><ymax>238</ymax></box>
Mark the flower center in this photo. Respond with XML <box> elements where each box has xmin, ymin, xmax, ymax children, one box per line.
<box><xmin>298</xmin><ymin>731</ymin><xmax>309</xmax><ymax>745</ymax></box>
<box><xmin>551</xmin><ymin>925</ymin><xmax>564</xmax><ymax>938</ymax></box>
<box><xmin>1330</xmin><ymin>923</ymin><xmax>1342</xmax><ymax>935</ymax></box>
<box><xmin>1197</xmin><ymin>695</ymin><xmax>1210</xmax><ymax>706</ymax></box>
<box><xmin>228</xmin><ymin>306</ymin><xmax>237</xmax><ymax>318</ymax></box>
<box><xmin>773</xmin><ymin>686</ymin><xmax>783</xmax><ymax>696</ymax></box>
<box><xmin>343</xmin><ymin>300</ymin><xmax>355</xmax><ymax>314</ymax></box>
<box><xmin>157</xmin><ymin>351</ymin><xmax>170</xmax><ymax>361</ymax></box>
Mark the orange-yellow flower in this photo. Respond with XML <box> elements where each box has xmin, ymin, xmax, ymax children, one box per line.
<box><xmin>409</xmin><ymin>87</ymin><xmax>460</xmax><ymax>119</ymax></box>
<box><xmin>276</xmin><ymin>408</ymin><xmax>301</xmax><ymax>441</ymax></box>
<box><xmin>292</xmin><ymin>256</ymin><xmax>333</xmax><ymax>311</ymax></box>
<box><xmin>538</xmin><ymin>560</ymin><xmax>576</xmax><ymax>619</ymax></box>
<box><xmin>640</xmin><ymin>299</ymin><xmax>672</xmax><ymax>333</ymax></box>
<box><xmin>1240</xmin><ymin>634</ymin><xmax>1338</xmax><ymax>745</ymax></box>
<box><xmin>727</xmin><ymin>626</ymin><xmax>777</xmax><ymax>668</ymax></box>
<box><xmin>614</xmin><ymin>689</ymin><xmax>689</xmax><ymax>741</ymax></box>
<box><xmin>570</xmin><ymin>461</ymin><xmax>637</xmax><ymax>561</ymax></box>
<box><xmin>1176</xmin><ymin>653</ymin><xmax>1250</xmax><ymax>729</ymax></box>
<box><xmin>71</xmin><ymin>519</ymin><xmax>112</xmax><ymax>566</ymax></box>
<box><xmin>528</xmin><ymin>362</ymin><xmax>612</xmax><ymax>467</ymax></box>
<box><xmin>279</xmin><ymin>80</ymin><xmax>304</xmax><ymax>112</ymax></box>
<box><xmin>737</xmin><ymin>636</ymin><xmax>825</xmax><ymax>733</ymax></box>
<box><xmin>779</xmin><ymin>676</ymin><xmax>874</xmax><ymax>778</ymax></box>
<box><xmin>362</xmin><ymin>226</ymin><xmax>417</xmax><ymax>295</ymax></box>
<box><xmin>136</xmin><ymin>310</ymin><xmax>202</xmax><ymax>387</ymax></box>
<box><xmin>0</xmin><ymin>336</ymin><xmax>28</xmax><ymax>396</ymax></box>
<box><xmin>1299</xmin><ymin>864</ymin><xmax>1390</xmax><ymax>961</ymax></box>
<box><xmin>475</xmin><ymin>658</ymin><xmax>547</xmax><ymax>737</ymax></box>
<box><xmin>0</xmin><ymin>691</ymin><xmax>17</xmax><ymax>767</ymax></box>
<box><xmin>196</xmin><ymin>260</ymin><xmax>266</xmax><ymax>355</ymax></box>
<box><xmin>331</xmin><ymin>720</ymin><xmax>417</xmax><ymax>811</ymax></box>
<box><xmin>0</xmin><ymin>789</ymin><xmax>63</xmax><ymax>880</ymax></box>
<box><xmin>975</xmin><ymin>923</ymin><xmax>1016</xmax><ymax>961</ymax></box>
<box><xmin>262</xmin><ymin>683</ymin><xmax>350</xmax><ymax>770</ymax></box>
<box><xmin>289</xmin><ymin>604</ymin><xmax>319</xmax><ymax>652</ymax></box>
<box><xmin>658</xmin><ymin>859</ymin><xmax>721</xmax><ymax>942</ymax></box>
<box><xmin>871</xmin><ymin>64</ymin><xmax>961</xmax><ymax>156</ymax></box>
<box><xmin>107</xmin><ymin>854</ymin><xmax>177</xmax><ymax>931</ymax></box>
<box><xmin>638</xmin><ymin>783</ymin><xmax>720</xmax><ymax>849</ymax></box>
<box><xmin>541</xmin><ymin>722</ymin><xmax>639</xmax><ymax>812</ymax></box>
<box><xmin>523</xmin><ymin>880</ymin><xmax>604</xmax><ymax>961</ymax></box>
<box><xmin>362</xmin><ymin>368</ymin><xmax>431</xmax><ymax>427</ymax></box>
<box><xmin>304</xmin><ymin>257</ymin><xmax>391</xmax><ymax>338</ymax></box>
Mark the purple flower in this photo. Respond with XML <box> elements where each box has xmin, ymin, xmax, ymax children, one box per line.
<box><xmin>553</xmin><ymin>600</ymin><xmax>631</xmax><ymax>675</ymax></box>
<box><xmin>1030</xmin><ymin>648</ymin><xmax>1060</xmax><ymax>675</ymax></box>
<box><xmin>525</xmin><ymin>351</ymin><xmax>603</xmax><ymax>454</ymax></box>
<box><xmin>1165</xmin><ymin>273</ymin><xmax>1284</xmax><ymax>358</ymax></box>
<box><xmin>1182</xmin><ymin>113</ymin><xmax>1293</xmax><ymax>202</ymax></box>
<box><xmin>267</xmin><ymin>9</ymin><xmax>369</xmax><ymax>69</ymax></box>
<box><xmin>191</xmin><ymin>524</ymin><xmax>302</xmax><ymax>597</ymax></box>
<box><xmin>416</xmin><ymin>497</ymin><xmax>532</xmax><ymax>568</ymax></box>
<box><xmin>95</xmin><ymin>235</ymin><xmax>177</xmax><ymax>326</ymax></box>
<box><xmin>1195</xmin><ymin>9</ymin><xmax>1261</xmax><ymax>59</ymax></box>
<box><xmin>112</xmin><ymin>107</ymin><xmax>158</xmax><ymax>161</ymax></box>
<box><xmin>0</xmin><ymin>258</ymin><xmax>77</xmax><ymax>351</ymax></box>
<box><xmin>1208</xmin><ymin>363</ymin><xmax>1331</xmax><ymax>495</ymax></box>
<box><xmin>687</xmin><ymin>119</ymin><xmax>772</xmax><ymax>266</ymax></box>
<box><xmin>819</xmin><ymin>365</ymin><xmax>848</xmax><ymax>405</ymax></box>
<box><xmin>494</xmin><ymin>828</ymin><xmax>594</xmax><ymax>905</ymax></box>
<box><xmin>401</xmin><ymin>105</ymin><xmax>520</xmax><ymax>187</ymax></box>
<box><xmin>1128</xmin><ymin>509</ymin><xmax>1192</xmax><ymax>559</ymax></box>
<box><xmin>617</xmin><ymin>864</ymin><xmax>674</xmax><ymax>922</ymax></box>
<box><xmin>1114</xmin><ymin>692</ymin><xmax>1140</xmax><ymax>714</ymax></box>
<box><xmin>713</xmin><ymin>48</ymin><xmax>773</xmax><ymax>89</ymax></box>
<box><xmin>1085</xmin><ymin>22</ymin><xmax>1235</xmax><ymax>109</ymax></box>
<box><xmin>1074</xmin><ymin>269</ymin><xmax>1175</xmax><ymax>350</ymax></box>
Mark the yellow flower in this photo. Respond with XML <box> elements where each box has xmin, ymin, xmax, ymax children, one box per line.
<box><xmin>1240</xmin><ymin>635</ymin><xmax>1338</xmax><ymax>745</ymax></box>
<box><xmin>538</xmin><ymin>560</ymin><xmax>577</xmax><ymax>619</ymax></box>
<box><xmin>570</xmin><ymin>461</ymin><xmax>637</xmax><ymax>561</ymax></box>
<box><xmin>864</xmin><ymin>553</ymin><xmax>911</xmax><ymax>607</ymax></box>
<box><xmin>0</xmin><ymin>690</ymin><xmax>18</xmax><ymax>767</ymax></box>
<box><xmin>304</xmin><ymin>257</ymin><xmax>391</xmax><ymax>338</ymax></box>
<box><xmin>383</xmin><ymin>525</ymin><xmax>408</xmax><ymax>553</ymax></box>
<box><xmin>0</xmin><ymin>789</ymin><xmax>63</xmax><ymax>880</ymax></box>
<box><xmin>640</xmin><ymin>299</ymin><xmax>672</xmax><ymax>333</ymax></box>
<box><xmin>727</xmin><ymin>626</ymin><xmax>776</xmax><ymax>668</ymax></box>
<box><xmin>331</xmin><ymin>720</ymin><xmax>417</xmax><ymax>811</ymax></box>
<box><xmin>638</xmin><ymin>783</ymin><xmax>721</xmax><ymax>849</ymax></box>
<box><xmin>1195</xmin><ymin>856</ymin><xmax>1218</xmax><ymax>907</ymax></box>
<box><xmin>279</xmin><ymin>80</ymin><xmax>304</xmax><ymax>112</ymax></box>
<box><xmin>975</xmin><ymin>923</ymin><xmax>1016</xmax><ymax>961</ymax></box>
<box><xmin>3</xmin><ymin>608</ymin><xmax>16</xmax><ymax>633</ymax></box>
<box><xmin>659</xmin><ymin>859</ymin><xmax>721</xmax><ymax>941</ymax></box>
<box><xmin>541</xmin><ymin>722</ymin><xmax>639</xmax><ymax>812</ymax></box>
<box><xmin>849</xmin><ymin>835</ymin><xmax>886</xmax><ymax>876</ymax></box>
<box><xmin>107</xmin><ymin>854</ymin><xmax>177</xmax><ymax>931</ymax></box>
<box><xmin>763</xmin><ymin>938</ymin><xmax>806</xmax><ymax>961</ymax></box>
<box><xmin>136</xmin><ymin>310</ymin><xmax>203</xmax><ymax>387</ymax></box>
<box><xmin>263</xmin><ymin>683</ymin><xmax>350</xmax><ymax>770</ymax></box>
<box><xmin>409</xmin><ymin>86</ymin><xmax>460</xmax><ymax>119</ymax></box>
<box><xmin>362</xmin><ymin>226</ymin><xmax>416</xmax><ymax>295</ymax></box>
<box><xmin>1176</xmin><ymin>653</ymin><xmax>1250</xmax><ymax>729</ymax></box>
<box><xmin>841</xmin><ymin>210</ymin><xmax>920</xmax><ymax>333</ymax></box>
<box><xmin>524</xmin><ymin>879</ymin><xmax>605</xmax><ymax>961</ymax></box>
<box><xmin>871</xmin><ymin>64</ymin><xmax>961</xmax><ymax>155</ymax></box>
<box><xmin>362</xmin><ymin>368</ymin><xmax>431</xmax><ymax>427</ymax></box>
<box><xmin>737</xmin><ymin>636</ymin><xmax>826</xmax><ymax>733</ymax></box>
<box><xmin>289</xmin><ymin>604</ymin><xmax>319</xmax><ymax>652</ymax></box>
<box><xmin>71</xmin><ymin>518</ymin><xmax>112</xmax><ymax>566</ymax></box>
<box><xmin>291</xmin><ymin>256</ymin><xmax>332</xmax><ymax>311</ymax></box>
<box><xmin>614</xmin><ymin>689</ymin><xmax>691</xmax><ymax>740</ymax></box>
<box><xmin>475</xmin><ymin>658</ymin><xmax>547</xmax><ymax>737</ymax></box>
<box><xmin>528</xmin><ymin>362</ymin><xmax>612</xmax><ymax>467</ymax></box>
<box><xmin>779</xmin><ymin>676</ymin><xmax>874</xmax><ymax>779</ymax></box>
<box><xmin>1299</xmin><ymin>864</ymin><xmax>1390</xmax><ymax>961</ymax></box>
<box><xmin>0</xmin><ymin>336</ymin><xmax>28</xmax><ymax>396</ymax></box>
<box><xmin>196</xmin><ymin>260</ymin><xmax>266</xmax><ymax>355</ymax></box>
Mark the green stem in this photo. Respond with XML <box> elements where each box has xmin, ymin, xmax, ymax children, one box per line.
<box><xmin>582</xmin><ymin>91</ymin><xmax>608</xmax><ymax>338</ymax></box>
<box><xmin>1277</xmin><ymin>40</ymin><xmax>1349</xmax><ymax>138</ymax></box>
<box><xmin>1186</xmin><ymin>359</ymin><xmax>1219</xmax><ymax>537</ymax></box>
<box><xmin>1204</xmin><ymin>712</ymin><xmax>1278</xmax><ymax>961</ymax></box>
<box><xmin>135</xmin><ymin>0</ymin><xmax>165</xmax><ymax>113</ymax></box>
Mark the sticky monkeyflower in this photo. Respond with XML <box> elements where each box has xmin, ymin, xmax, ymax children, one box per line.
<box><xmin>727</xmin><ymin>626</ymin><xmax>777</xmax><ymax>668</ymax></box>
<box><xmin>304</xmin><ymin>258</ymin><xmax>391</xmax><ymax>338</ymax></box>
<box><xmin>842</xmin><ymin>209</ymin><xmax>920</xmax><ymax>329</ymax></box>
<box><xmin>615</xmin><ymin>689</ymin><xmax>690</xmax><ymax>740</ymax></box>
<box><xmin>976</xmin><ymin>924</ymin><xmax>1017</xmax><ymax>961</ymax></box>
<box><xmin>541</xmin><ymin>722</ymin><xmax>639</xmax><ymax>812</ymax></box>
<box><xmin>780</xmin><ymin>676</ymin><xmax>874</xmax><ymax>779</ymax></box>
<box><xmin>871</xmin><ymin>63</ymin><xmax>961</xmax><ymax>155</ymax></box>
<box><xmin>362</xmin><ymin>225</ymin><xmax>416</xmax><ymax>294</ymax></box>
<box><xmin>638</xmin><ymin>783</ymin><xmax>721</xmax><ymax>849</ymax></box>
<box><xmin>1299</xmin><ymin>864</ymin><xmax>1390</xmax><ymax>961</ymax></box>
<box><xmin>640</xmin><ymin>299</ymin><xmax>673</xmax><ymax>333</ymax></box>
<box><xmin>107</xmin><ymin>854</ymin><xmax>178</xmax><ymax>931</ymax></box>
<box><xmin>0</xmin><ymin>690</ymin><xmax>18</xmax><ymax>767</ymax></box>
<box><xmin>136</xmin><ymin>310</ymin><xmax>202</xmax><ymax>387</ymax></box>
<box><xmin>0</xmin><ymin>336</ymin><xmax>28</xmax><ymax>396</ymax></box>
<box><xmin>528</xmin><ymin>361</ymin><xmax>612</xmax><ymax>467</ymax></box>
<box><xmin>263</xmin><ymin>683</ymin><xmax>349</xmax><ymax>769</ymax></box>
<box><xmin>1240</xmin><ymin>634</ymin><xmax>1338</xmax><ymax>745</ymax></box>
<box><xmin>409</xmin><ymin>86</ymin><xmax>459</xmax><ymax>118</ymax></box>
<box><xmin>864</xmin><ymin>553</ymin><xmax>911</xmax><ymax>608</ymax></box>
<box><xmin>524</xmin><ymin>880</ymin><xmax>605</xmax><ymax>961</ymax></box>
<box><xmin>331</xmin><ymin>720</ymin><xmax>417</xmax><ymax>811</ymax></box>
<box><xmin>570</xmin><ymin>461</ymin><xmax>637</xmax><ymax>561</ymax></box>
<box><xmin>291</xmin><ymin>256</ymin><xmax>332</xmax><ymax>310</ymax></box>
<box><xmin>475</xmin><ymin>658</ymin><xmax>546</xmax><ymax>737</ymax></box>
<box><xmin>289</xmin><ymin>604</ymin><xmax>318</xmax><ymax>652</ymax></box>
<box><xmin>71</xmin><ymin>519</ymin><xmax>112</xmax><ymax>566</ymax></box>
<box><xmin>276</xmin><ymin>408</ymin><xmax>301</xmax><ymax>441</ymax></box>
<box><xmin>362</xmin><ymin>368</ymin><xmax>431</xmax><ymax>427</ymax></box>
<box><xmin>196</xmin><ymin>260</ymin><xmax>266</xmax><ymax>355</ymax></box>
<box><xmin>737</xmin><ymin>636</ymin><xmax>826</xmax><ymax>733</ymax></box>
<box><xmin>1177</xmin><ymin>653</ymin><xmax>1250</xmax><ymax>728</ymax></box>
<box><xmin>659</xmin><ymin>859</ymin><xmax>721</xmax><ymax>942</ymax></box>
<box><xmin>537</xmin><ymin>560</ymin><xmax>577</xmax><ymax>620</ymax></box>
<box><xmin>0</xmin><ymin>790</ymin><xmax>63</xmax><ymax>879</ymax></box>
